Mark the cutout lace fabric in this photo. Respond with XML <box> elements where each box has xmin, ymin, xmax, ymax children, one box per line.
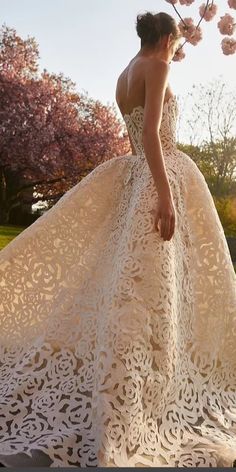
<box><xmin>0</xmin><ymin>95</ymin><xmax>236</xmax><ymax>467</ymax></box>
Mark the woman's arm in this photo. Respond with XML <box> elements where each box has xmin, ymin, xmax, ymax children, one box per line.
<box><xmin>142</xmin><ymin>59</ymin><xmax>172</xmax><ymax>198</ymax></box>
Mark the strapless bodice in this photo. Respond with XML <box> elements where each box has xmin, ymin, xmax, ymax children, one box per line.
<box><xmin>123</xmin><ymin>95</ymin><xmax>178</xmax><ymax>157</ymax></box>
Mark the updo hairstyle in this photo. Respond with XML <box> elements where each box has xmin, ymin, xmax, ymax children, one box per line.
<box><xmin>136</xmin><ymin>11</ymin><xmax>180</xmax><ymax>47</ymax></box>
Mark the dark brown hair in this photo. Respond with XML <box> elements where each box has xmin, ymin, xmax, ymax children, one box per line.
<box><xmin>136</xmin><ymin>11</ymin><xmax>180</xmax><ymax>47</ymax></box>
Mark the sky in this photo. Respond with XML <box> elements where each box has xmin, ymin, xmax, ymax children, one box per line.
<box><xmin>1</xmin><ymin>0</ymin><xmax>236</xmax><ymax>142</ymax></box>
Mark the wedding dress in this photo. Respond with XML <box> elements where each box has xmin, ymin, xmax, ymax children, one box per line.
<box><xmin>0</xmin><ymin>95</ymin><xmax>236</xmax><ymax>468</ymax></box>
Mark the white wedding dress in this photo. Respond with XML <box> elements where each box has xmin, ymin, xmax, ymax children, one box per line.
<box><xmin>0</xmin><ymin>95</ymin><xmax>236</xmax><ymax>468</ymax></box>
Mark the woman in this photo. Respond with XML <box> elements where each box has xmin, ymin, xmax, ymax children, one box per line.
<box><xmin>116</xmin><ymin>12</ymin><xmax>180</xmax><ymax>243</ymax></box>
<box><xmin>0</xmin><ymin>11</ymin><xmax>236</xmax><ymax>468</ymax></box>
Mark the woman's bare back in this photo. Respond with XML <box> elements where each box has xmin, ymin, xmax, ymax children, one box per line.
<box><xmin>115</xmin><ymin>55</ymin><xmax>174</xmax><ymax>119</ymax></box>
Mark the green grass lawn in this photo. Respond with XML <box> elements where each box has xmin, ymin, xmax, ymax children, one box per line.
<box><xmin>0</xmin><ymin>225</ymin><xmax>26</xmax><ymax>250</ymax></box>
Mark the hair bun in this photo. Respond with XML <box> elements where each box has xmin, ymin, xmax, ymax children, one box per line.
<box><xmin>136</xmin><ymin>12</ymin><xmax>161</xmax><ymax>44</ymax></box>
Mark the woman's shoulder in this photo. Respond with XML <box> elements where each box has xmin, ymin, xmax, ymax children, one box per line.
<box><xmin>145</xmin><ymin>57</ymin><xmax>170</xmax><ymax>75</ymax></box>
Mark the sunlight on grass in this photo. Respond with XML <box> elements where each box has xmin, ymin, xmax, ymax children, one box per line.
<box><xmin>0</xmin><ymin>225</ymin><xmax>26</xmax><ymax>250</ymax></box>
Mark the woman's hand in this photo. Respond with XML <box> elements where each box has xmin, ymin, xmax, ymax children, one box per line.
<box><xmin>154</xmin><ymin>195</ymin><xmax>176</xmax><ymax>241</ymax></box>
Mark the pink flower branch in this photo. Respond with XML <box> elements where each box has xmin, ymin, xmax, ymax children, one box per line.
<box><xmin>165</xmin><ymin>0</ymin><xmax>236</xmax><ymax>60</ymax></box>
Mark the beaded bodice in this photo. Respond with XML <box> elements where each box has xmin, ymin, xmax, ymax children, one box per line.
<box><xmin>123</xmin><ymin>95</ymin><xmax>178</xmax><ymax>156</ymax></box>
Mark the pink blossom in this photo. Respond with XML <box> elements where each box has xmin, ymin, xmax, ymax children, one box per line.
<box><xmin>179</xmin><ymin>0</ymin><xmax>194</xmax><ymax>4</ymax></box>
<box><xmin>172</xmin><ymin>47</ymin><xmax>186</xmax><ymax>61</ymax></box>
<box><xmin>178</xmin><ymin>18</ymin><xmax>203</xmax><ymax>45</ymax></box>
<box><xmin>221</xmin><ymin>37</ymin><xmax>236</xmax><ymax>54</ymax></box>
<box><xmin>189</xmin><ymin>27</ymin><xmax>202</xmax><ymax>45</ymax></box>
<box><xmin>165</xmin><ymin>0</ymin><xmax>178</xmax><ymax>4</ymax></box>
<box><xmin>199</xmin><ymin>3</ymin><xmax>218</xmax><ymax>21</ymax></box>
<box><xmin>217</xmin><ymin>13</ymin><xmax>236</xmax><ymax>35</ymax></box>
<box><xmin>228</xmin><ymin>0</ymin><xmax>236</xmax><ymax>9</ymax></box>
<box><xmin>178</xmin><ymin>17</ymin><xmax>194</xmax><ymax>36</ymax></box>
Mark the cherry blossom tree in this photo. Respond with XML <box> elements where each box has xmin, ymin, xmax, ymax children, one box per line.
<box><xmin>165</xmin><ymin>0</ymin><xmax>236</xmax><ymax>60</ymax></box>
<box><xmin>0</xmin><ymin>25</ymin><xmax>130</xmax><ymax>224</ymax></box>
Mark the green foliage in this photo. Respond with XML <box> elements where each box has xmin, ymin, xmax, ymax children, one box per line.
<box><xmin>213</xmin><ymin>196</ymin><xmax>236</xmax><ymax>237</ymax></box>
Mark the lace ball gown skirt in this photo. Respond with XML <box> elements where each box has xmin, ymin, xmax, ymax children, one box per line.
<box><xmin>0</xmin><ymin>96</ymin><xmax>236</xmax><ymax>468</ymax></box>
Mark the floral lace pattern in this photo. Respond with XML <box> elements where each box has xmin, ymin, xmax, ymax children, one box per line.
<box><xmin>123</xmin><ymin>95</ymin><xmax>178</xmax><ymax>156</ymax></box>
<box><xmin>0</xmin><ymin>95</ymin><xmax>236</xmax><ymax>467</ymax></box>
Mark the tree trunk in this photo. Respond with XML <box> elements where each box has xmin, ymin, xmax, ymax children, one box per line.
<box><xmin>0</xmin><ymin>167</ymin><xmax>10</xmax><ymax>224</ymax></box>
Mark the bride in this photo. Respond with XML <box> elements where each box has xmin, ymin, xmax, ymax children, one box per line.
<box><xmin>0</xmin><ymin>10</ymin><xmax>236</xmax><ymax>468</ymax></box>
